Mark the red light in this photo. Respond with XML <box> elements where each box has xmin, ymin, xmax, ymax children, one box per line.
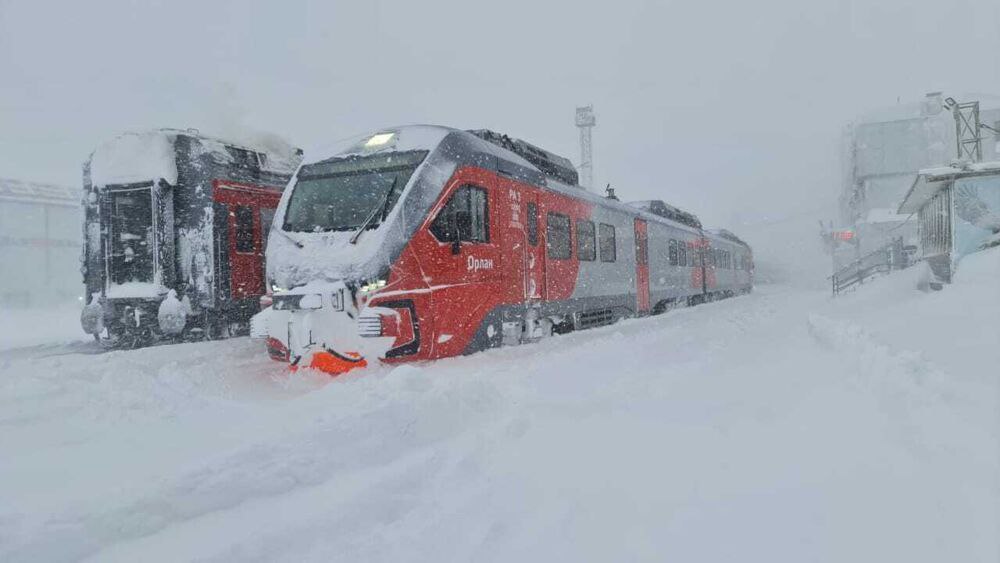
<box><xmin>834</xmin><ymin>230</ymin><xmax>854</xmax><ymax>241</ymax></box>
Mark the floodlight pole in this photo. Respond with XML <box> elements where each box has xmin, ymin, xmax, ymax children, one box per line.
<box><xmin>575</xmin><ymin>106</ymin><xmax>596</xmax><ymax>189</ymax></box>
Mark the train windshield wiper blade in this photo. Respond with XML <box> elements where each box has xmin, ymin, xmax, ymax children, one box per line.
<box><xmin>350</xmin><ymin>176</ymin><xmax>398</xmax><ymax>245</ymax></box>
<box><xmin>275</xmin><ymin>226</ymin><xmax>304</xmax><ymax>248</ymax></box>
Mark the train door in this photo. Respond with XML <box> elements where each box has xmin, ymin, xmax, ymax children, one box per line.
<box><xmin>423</xmin><ymin>180</ymin><xmax>501</xmax><ymax>355</ymax></box>
<box><xmin>634</xmin><ymin>218</ymin><xmax>650</xmax><ymax>314</ymax></box>
<box><xmin>213</xmin><ymin>181</ymin><xmax>282</xmax><ymax>301</ymax></box>
<box><xmin>523</xmin><ymin>193</ymin><xmax>545</xmax><ymax>302</ymax></box>
<box><xmin>704</xmin><ymin>239</ymin><xmax>717</xmax><ymax>292</ymax></box>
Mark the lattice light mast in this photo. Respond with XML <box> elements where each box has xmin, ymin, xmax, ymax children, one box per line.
<box><xmin>575</xmin><ymin>105</ymin><xmax>596</xmax><ymax>189</ymax></box>
<box><xmin>944</xmin><ymin>96</ymin><xmax>984</xmax><ymax>162</ymax></box>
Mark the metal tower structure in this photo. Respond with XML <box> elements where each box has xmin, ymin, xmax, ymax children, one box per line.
<box><xmin>575</xmin><ymin>105</ymin><xmax>595</xmax><ymax>188</ymax></box>
<box><xmin>945</xmin><ymin>97</ymin><xmax>983</xmax><ymax>162</ymax></box>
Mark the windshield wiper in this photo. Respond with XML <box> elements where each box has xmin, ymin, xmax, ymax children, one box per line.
<box><xmin>275</xmin><ymin>226</ymin><xmax>304</xmax><ymax>248</ymax></box>
<box><xmin>350</xmin><ymin>176</ymin><xmax>398</xmax><ymax>245</ymax></box>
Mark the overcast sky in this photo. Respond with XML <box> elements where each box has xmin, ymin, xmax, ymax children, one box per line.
<box><xmin>2</xmin><ymin>0</ymin><xmax>1000</xmax><ymax>227</ymax></box>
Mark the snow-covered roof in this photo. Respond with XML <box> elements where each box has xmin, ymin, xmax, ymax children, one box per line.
<box><xmin>89</xmin><ymin>128</ymin><xmax>301</xmax><ymax>187</ymax></box>
<box><xmin>0</xmin><ymin>177</ymin><xmax>77</xmax><ymax>206</ymax></box>
<box><xmin>855</xmin><ymin>93</ymin><xmax>1000</xmax><ymax>125</ymax></box>
<box><xmin>866</xmin><ymin>207</ymin><xmax>909</xmax><ymax>224</ymax></box>
<box><xmin>899</xmin><ymin>160</ymin><xmax>1000</xmax><ymax>214</ymax></box>
<box><xmin>89</xmin><ymin>130</ymin><xmax>179</xmax><ymax>186</ymax></box>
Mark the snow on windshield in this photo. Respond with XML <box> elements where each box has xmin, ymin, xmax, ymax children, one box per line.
<box><xmin>282</xmin><ymin>150</ymin><xmax>427</xmax><ymax>233</ymax></box>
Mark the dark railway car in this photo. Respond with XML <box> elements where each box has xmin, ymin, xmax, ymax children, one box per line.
<box><xmin>80</xmin><ymin>129</ymin><xmax>302</xmax><ymax>346</ymax></box>
<box><xmin>256</xmin><ymin>125</ymin><xmax>752</xmax><ymax>374</ymax></box>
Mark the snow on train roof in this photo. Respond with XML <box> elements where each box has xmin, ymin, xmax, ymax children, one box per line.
<box><xmin>705</xmin><ymin>228</ymin><xmax>750</xmax><ymax>248</ymax></box>
<box><xmin>305</xmin><ymin>125</ymin><xmax>711</xmax><ymax>235</ymax></box>
<box><xmin>0</xmin><ymin>177</ymin><xmax>77</xmax><ymax>206</ymax></box>
<box><xmin>89</xmin><ymin>128</ymin><xmax>301</xmax><ymax>187</ymax></box>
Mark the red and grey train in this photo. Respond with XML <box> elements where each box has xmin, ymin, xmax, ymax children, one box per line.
<box><xmin>258</xmin><ymin>125</ymin><xmax>753</xmax><ymax>374</ymax></box>
<box><xmin>80</xmin><ymin>129</ymin><xmax>302</xmax><ymax>346</ymax></box>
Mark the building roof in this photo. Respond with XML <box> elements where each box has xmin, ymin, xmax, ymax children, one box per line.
<box><xmin>899</xmin><ymin>161</ymin><xmax>1000</xmax><ymax>214</ymax></box>
<box><xmin>0</xmin><ymin>177</ymin><xmax>77</xmax><ymax>206</ymax></box>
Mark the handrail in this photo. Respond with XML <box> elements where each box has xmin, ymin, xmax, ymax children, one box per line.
<box><xmin>830</xmin><ymin>237</ymin><xmax>908</xmax><ymax>295</ymax></box>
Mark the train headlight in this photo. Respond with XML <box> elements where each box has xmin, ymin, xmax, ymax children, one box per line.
<box><xmin>364</xmin><ymin>133</ymin><xmax>394</xmax><ymax>147</ymax></box>
<box><xmin>359</xmin><ymin>279</ymin><xmax>387</xmax><ymax>293</ymax></box>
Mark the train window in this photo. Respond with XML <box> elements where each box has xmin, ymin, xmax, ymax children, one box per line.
<box><xmin>576</xmin><ymin>219</ymin><xmax>596</xmax><ymax>261</ymax></box>
<box><xmin>599</xmin><ymin>223</ymin><xmax>616</xmax><ymax>262</ymax></box>
<box><xmin>430</xmin><ymin>185</ymin><xmax>490</xmax><ymax>243</ymax></box>
<box><xmin>678</xmin><ymin>243</ymin><xmax>687</xmax><ymax>267</ymax></box>
<box><xmin>527</xmin><ymin>202</ymin><xmax>538</xmax><ymax>246</ymax></box>
<box><xmin>108</xmin><ymin>187</ymin><xmax>155</xmax><ymax>284</ymax></box>
<box><xmin>668</xmin><ymin>240</ymin><xmax>678</xmax><ymax>266</ymax></box>
<box><xmin>234</xmin><ymin>205</ymin><xmax>255</xmax><ymax>253</ymax></box>
<box><xmin>226</xmin><ymin>146</ymin><xmax>262</xmax><ymax>175</ymax></box>
<box><xmin>546</xmin><ymin>212</ymin><xmax>571</xmax><ymax>260</ymax></box>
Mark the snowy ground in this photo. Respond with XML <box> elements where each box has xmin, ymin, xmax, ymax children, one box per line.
<box><xmin>1</xmin><ymin>250</ymin><xmax>997</xmax><ymax>562</ymax></box>
<box><xmin>0</xmin><ymin>302</ymin><xmax>91</xmax><ymax>353</ymax></box>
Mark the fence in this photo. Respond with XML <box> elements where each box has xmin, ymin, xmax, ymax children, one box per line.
<box><xmin>830</xmin><ymin>237</ymin><xmax>908</xmax><ymax>295</ymax></box>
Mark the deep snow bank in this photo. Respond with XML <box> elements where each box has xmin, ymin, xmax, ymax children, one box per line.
<box><xmin>0</xmin><ymin>263</ymin><xmax>996</xmax><ymax>561</ymax></box>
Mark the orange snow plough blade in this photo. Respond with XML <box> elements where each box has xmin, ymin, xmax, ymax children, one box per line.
<box><xmin>291</xmin><ymin>349</ymin><xmax>367</xmax><ymax>376</ymax></box>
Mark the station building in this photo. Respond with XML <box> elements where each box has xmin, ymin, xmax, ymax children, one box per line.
<box><xmin>841</xmin><ymin>92</ymin><xmax>1000</xmax><ymax>256</ymax></box>
<box><xmin>899</xmin><ymin>162</ymin><xmax>1000</xmax><ymax>282</ymax></box>
<box><xmin>0</xmin><ymin>177</ymin><xmax>81</xmax><ymax>307</ymax></box>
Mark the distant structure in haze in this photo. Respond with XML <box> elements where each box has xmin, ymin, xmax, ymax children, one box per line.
<box><xmin>840</xmin><ymin>92</ymin><xmax>1000</xmax><ymax>256</ymax></box>
<box><xmin>0</xmin><ymin>178</ymin><xmax>81</xmax><ymax>307</ymax></box>
<box><xmin>575</xmin><ymin>105</ymin><xmax>596</xmax><ymax>189</ymax></box>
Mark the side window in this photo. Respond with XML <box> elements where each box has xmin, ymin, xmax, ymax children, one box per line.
<box><xmin>576</xmin><ymin>219</ymin><xmax>596</xmax><ymax>261</ymax></box>
<box><xmin>234</xmin><ymin>205</ymin><xmax>255</xmax><ymax>253</ymax></box>
<box><xmin>668</xmin><ymin>239</ymin><xmax>678</xmax><ymax>266</ymax></box>
<box><xmin>546</xmin><ymin>212</ymin><xmax>571</xmax><ymax>259</ymax></box>
<box><xmin>429</xmin><ymin>185</ymin><xmax>490</xmax><ymax>243</ymax></box>
<box><xmin>599</xmin><ymin>223</ymin><xmax>616</xmax><ymax>262</ymax></box>
<box><xmin>527</xmin><ymin>202</ymin><xmax>538</xmax><ymax>246</ymax></box>
<box><xmin>678</xmin><ymin>243</ymin><xmax>687</xmax><ymax>267</ymax></box>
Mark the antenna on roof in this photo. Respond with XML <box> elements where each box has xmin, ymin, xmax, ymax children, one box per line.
<box><xmin>605</xmin><ymin>184</ymin><xmax>618</xmax><ymax>201</ymax></box>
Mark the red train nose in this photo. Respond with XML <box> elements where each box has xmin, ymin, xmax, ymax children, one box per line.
<box><xmin>290</xmin><ymin>348</ymin><xmax>368</xmax><ymax>376</ymax></box>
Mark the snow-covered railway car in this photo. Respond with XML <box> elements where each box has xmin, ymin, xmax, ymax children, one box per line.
<box><xmin>259</xmin><ymin>125</ymin><xmax>752</xmax><ymax>374</ymax></box>
<box><xmin>80</xmin><ymin>129</ymin><xmax>303</xmax><ymax>346</ymax></box>
<box><xmin>703</xmin><ymin>228</ymin><xmax>754</xmax><ymax>298</ymax></box>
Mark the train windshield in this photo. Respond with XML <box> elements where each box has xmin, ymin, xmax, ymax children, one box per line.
<box><xmin>107</xmin><ymin>186</ymin><xmax>155</xmax><ymax>284</ymax></box>
<box><xmin>283</xmin><ymin>150</ymin><xmax>427</xmax><ymax>233</ymax></box>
